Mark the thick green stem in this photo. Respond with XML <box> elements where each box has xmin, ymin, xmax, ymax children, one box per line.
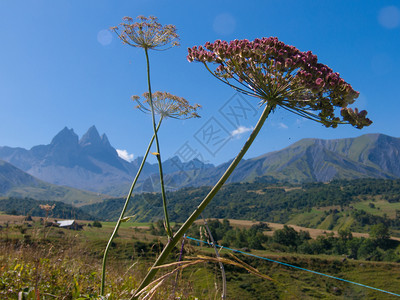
<box><xmin>144</xmin><ymin>48</ymin><xmax>172</xmax><ymax>238</ymax></box>
<box><xmin>100</xmin><ymin>119</ymin><xmax>162</xmax><ymax>295</ymax></box>
<box><xmin>132</xmin><ymin>102</ymin><xmax>274</xmax><ymax>299</ymax></box>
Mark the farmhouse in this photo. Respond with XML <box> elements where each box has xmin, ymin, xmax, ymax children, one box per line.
<box><xmin>56</xmin><ymin>220</ymin><xmax>82</xmax><ymax>230</ymax></box>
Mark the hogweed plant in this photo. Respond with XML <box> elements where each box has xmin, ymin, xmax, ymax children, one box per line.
<box><xmin>111</xmin><ymin>15</ymin><xmax>180</xmax><ymax>238</ymax></box>
<box><xmin>104</xmin><ymin>16</ymin><xmax>188</xmax><ymax>297</ymax></box>
<box><xmin>133</xmin><ymin>91</ymin><xmax>200</xmax><ymax>236</ymax></box>
<box><xmin>133</xmin><ymin>91</ymin><xmax>200</xmax><ymax>234</ymax></box>
<box><xmin>132</xmin><ymin>37</ymin><xmax>372</xmax><ymax>298</ymax></box>
<box><xmin>133</xmin><ymin>91</ymin><xmax>201</xmax><ymax>120</ymax></box>
<box><xmin>100</xmin><ymin>92</ymin><xmax>199</xmax><ymax>295</ymax></box>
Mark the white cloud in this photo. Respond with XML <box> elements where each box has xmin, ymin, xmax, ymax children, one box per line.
<box><xmin>231</xmin><ymin>126</ymin><xmax>253</xmax><ymax>138</ymax></box>
<box><xmin>117</xmin><ymin>149</ymin><xmax>134</xmax><ymax>162</ymax></box>
<box><xmin>278</xmin><ymin>122</ymin><xmax>288</xmax><ymax>129</ymax></box>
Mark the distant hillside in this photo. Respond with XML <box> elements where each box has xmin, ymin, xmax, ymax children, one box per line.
<box><xmin>156</xmin><ymin>133</ymin><xmax>399</xmax><ymax>188</ymax></box>
<box><xmin>0</xmin><ymin>197</ymin><xmax>95</xmax><ymax>220</ymax></box>
<box><xmin>80</xmin><ymin>178</ymin><xmax>400</xmax><ymax>229</ymax></box>
<box><xmin>0</xmin><ymin>159</ymin><xmax>39</xmax><ymax>192</ymax></box>
<box><xmin>232</xmin><ymin>133</ymin><xmax>398</xmax><ymax>183</ymax></box>
<box><xmin>0</xmin><ymin>160</ymin><xmax>108</xmax><ymax>206</ymax></box>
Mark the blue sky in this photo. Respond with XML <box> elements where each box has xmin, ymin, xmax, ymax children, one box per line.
<box><xmin>0</xmin><ymin>0</ymin><xmax>399</xmax><ymax>165</ymax></box>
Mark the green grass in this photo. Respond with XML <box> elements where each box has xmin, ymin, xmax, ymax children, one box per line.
<box><xmin>333</xmin><ymin>214</ymin><xmax>355</xmax><ymax>231</ymax></box>
<box><xmin>287</xmin><ymin>208</ymin><xmax>325</xmax><ymax>228</ymax></box>
<box><xmin>282</xmin><ymin>197</ymin><xmax>400</xmax><ymax>235</ymax></box>
<box><xmin>2</xmin><ymin>217</ymin><xmax>400</xmax><ymax>299</ymax></box>
<box><xmin>352</xmin><ymin>199</ymin><xmax>400</xmax><ymax>218</ymax></box>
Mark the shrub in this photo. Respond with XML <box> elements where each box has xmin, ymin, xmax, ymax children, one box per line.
<box><xmin>92</xmin><ymin>221</ymin><xmax>102</xmax><ymax>228</ymax></box>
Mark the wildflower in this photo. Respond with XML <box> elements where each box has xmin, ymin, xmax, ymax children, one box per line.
<box><xmin>187</xmin><ymin>37</ymin><xmax>372</xmax><ymax>129</ymax></box>
<box><xmin>133</xmin><ymin>37</ymin><xmax>373</xmax><ymax>297</ymax></box>
<box><xmin>104</xmin><ymin>16</ymin><xmax>183</xmax><ymax>297</ymax></box>
<box><xmin>111</xmin><ymin>16</ymin><xmax>184</xmax><ymax>243</ymax></box>
<box><xmin>39</xmin><ymin>204</ymin><xmax>56</xmax><ymax>212</ymax></box>
<box><xmin>132</xmin><ymin>91</ymin><xmax>201</xmax><ymax>119</ymax></box>
<box><xmin>111</xmin><ymin>16</ymin><xmax>179</xmax><ymax>50</ymax></box>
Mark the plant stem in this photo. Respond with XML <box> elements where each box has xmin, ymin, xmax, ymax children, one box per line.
<box><xmin>172</xmin><ymin>237</ymin><xmax>186</xmax><ymax>298</ymax></box>
<box><xmin>100</xmin><ymin>118</ymin><xmax>162</xmax><ymax>295</ymax></box>
<box><xmin>131</xmin><ymin>102</ymin><xmax>274</xmax><ymax>299</ymax></box>
<box><xmin>201</xmin><ymin>214</ymin><xmax>226</xmax><ymax>299</ymax></box>
<box><xmin>144</xmin><ymin>47</ymin><xmax>172</xmax><ymax>238</ymax></box>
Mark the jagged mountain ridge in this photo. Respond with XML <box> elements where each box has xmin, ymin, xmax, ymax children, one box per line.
<box><xmin>0</xmin><ymin>126</ymin><xmax>213</xmax><ymax>195</ymax></box>
<box><xmin>1</xmin><ymin>126</ymin><xmax>399</xmax><ymax>196</ymax></box>
<box><xmin>0</xmin><ymin>126</ymin><xmax>136</xmax><ymax>194</ymax></box>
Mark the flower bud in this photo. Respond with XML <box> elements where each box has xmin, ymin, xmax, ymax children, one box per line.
<box><xmin>315</xmin><ymin>78</ymin><xmax>325</xmax><ymax>88</ymax></box>
<box><xmin>285</xmin><ymin>58</ymin><xmax>293</xmax><ymax>68</ymax></box>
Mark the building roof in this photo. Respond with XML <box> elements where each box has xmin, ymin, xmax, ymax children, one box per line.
<box><xmin>57</xmin><ymin>220</ymin><xmax>75</xmax><ymax>227</ymax></box>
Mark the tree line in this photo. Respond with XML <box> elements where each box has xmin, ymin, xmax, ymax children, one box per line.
<box><xmin>184</xmin><ymin>219</ymin><xmax>399</xmax><ymax>263</ymax></box>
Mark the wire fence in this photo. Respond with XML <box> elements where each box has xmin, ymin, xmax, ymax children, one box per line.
<box><xmin>185</xmin><ymin>235</ymin><xmax>400</xmax><ymax>298</ymax></box>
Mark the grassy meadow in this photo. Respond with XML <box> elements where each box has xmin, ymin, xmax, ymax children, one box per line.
<box><xmin>1</xmin><ymin>215</ymin><xmax>400</xmax><ymax>299</ymax></box>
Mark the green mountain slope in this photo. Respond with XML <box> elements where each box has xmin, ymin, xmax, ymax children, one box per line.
<box><xmin>165</xmin><ymin>133</ymin><xmax>398</xmax><ymax>187</ymax></box>
<box><xmin>0</xmin><ymin>160</ymin><xmax>108</xmax><ymax>206</ymax></box>
<box><xmin>233</xmin><ymin>134</ymin><xmax>397</xmax><ymax>183</ymax></box>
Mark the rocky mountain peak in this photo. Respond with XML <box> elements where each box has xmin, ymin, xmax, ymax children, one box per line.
<box><xmin>79</xmin><ymin>126</ymin><xmax>101</xmax><ymax>147</ymax></box>
<box><xmin>50</xmin><ymin>127</ymin><xmax>79</xmax><ymax>147</ymax></box>
<box><xmin>100</xmin><ymin>133</ymin><xmax>112</xmax><ymax>147</ymax></box>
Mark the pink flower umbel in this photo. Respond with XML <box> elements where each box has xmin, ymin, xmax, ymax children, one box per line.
<box><xmin>187</xmin><ymin>37</ymin><xmax>372</xmax><ymax>129</ymax></box>
<box><xmin>133</xmin><ymin>37</ymin><xmax>373</xmax><ymax>299</ymax></box>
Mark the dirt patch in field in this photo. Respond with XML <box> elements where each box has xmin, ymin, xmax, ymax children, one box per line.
<box><xmin>132</xmin><ymin>226</ymin><xmax>149</xmax><ymax>230</ymax></box>
<box><xmin>195</xmin><ymin>218</ymin><xmax>400</xmax><ymax>241</ymax></box>
<box><xmin>0</xmin><ymin>215</ymin><xmax>28</xmax><ymax>224</ymax></box>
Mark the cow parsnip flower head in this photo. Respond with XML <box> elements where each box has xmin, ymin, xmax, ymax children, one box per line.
<box><xmin>111</xmin><ymin>16</ymin><xmax>179</xmax><ymax>50</ymax></box>
<box><xmin>39</xmin><ymin>204</ymin><xmax>56</xmax><ymax>212</ymax></box>
<box><xmin>132</xmin><ymin>91</ymin><xmax>201</xmax><ymax>119</ymax></box>
<box><xmin>187</xmin><ymin>37</ymin><xmax>372</xmax><ymax>129</ymax></box>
